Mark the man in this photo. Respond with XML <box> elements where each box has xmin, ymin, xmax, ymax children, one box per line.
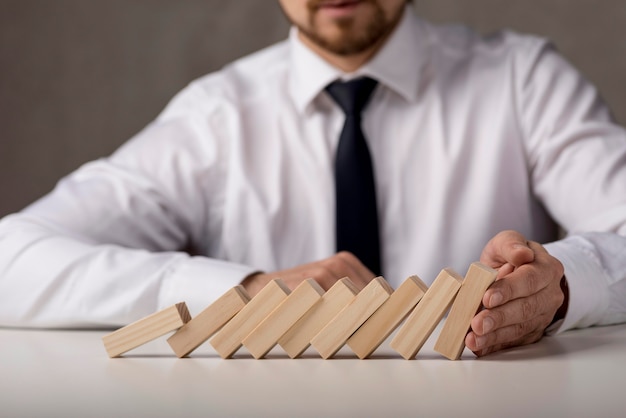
<box><xmin>0</xmin><ymin>0</ymin><xmax>624</xmax><ymax>357</ymax></box>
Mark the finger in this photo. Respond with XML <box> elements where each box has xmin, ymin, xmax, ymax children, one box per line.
<box><xmin>471</xmin><ymin>288</ymin><xmax>556</xmax><ymax>335</ymax></box>
<box><xmin>483</xmin><ymin>265</ymin><xmax>548</xmax><ymax>309</ymax></box>
<box><xmin>466</xmin><ymin>321</ymin><xmax>547</xmax><ymax>356</ymax></box>
<box><xmin>496</xmin><ymin>262</ymin><xmax>515</xmax><ymax>279</ymax></box>
<box><xmin>480</xmin><ymin>230</ymin><xmax>535</xmax><ymax>269</ymax></box>
<box><xmin>483</xmin><ymin>241</ymin><xmax>563</xmax><ymax>308</ymax></box>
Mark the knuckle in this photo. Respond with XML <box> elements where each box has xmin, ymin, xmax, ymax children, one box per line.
<box><xmin>336</xmin><ymin>251</ymin><xmax>359</xmax><ymax>266</ymax></box>
<box><xmin>321</xmin><ymin>255</ymin><xmax>347</xmax><ymax>273</ymax></box>
<box><xmin>552</xmin><ymin>286</ymin><xmax>565</xmax><ymax>309</ymax></box>
<box><xmin>554</xmin><ymin>259</ymin><xmax>565</xmax><ymax>279</ymax></box>
<box><xmin>311</xmin><ymin>265</ymin><xmax>333</xmax><ymax>281</ymax></box>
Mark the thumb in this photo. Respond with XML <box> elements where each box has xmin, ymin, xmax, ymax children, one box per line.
<box><xmin>480</xmin><ymin>230</ymin><xmax>534</xmax><ymax>270</ymax></box>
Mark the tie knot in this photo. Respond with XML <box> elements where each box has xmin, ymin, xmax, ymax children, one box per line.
<box><xmin>325</xmin><ymin>77</ymin><xmax>378</xmax><ymax>116</ymax></box>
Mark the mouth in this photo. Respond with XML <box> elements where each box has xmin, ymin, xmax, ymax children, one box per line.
<box><xmin>310</xmin><ymin>0</ymin><xmax>363</xmax><ymax>13</ymax></box>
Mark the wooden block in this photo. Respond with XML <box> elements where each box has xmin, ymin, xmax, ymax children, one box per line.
<box><xmin>310</xmin><ymin>276</ymin><xmax>393</xmax><ymax>359</ymax></box>
<box><xmin>347</xmin><ymin>275</ymin><xmax>429</xmax><ymax>359</ymax></box>
<box><xmin>390</xmin><ymin>268</ymin><xmax>463</xmax><ymax>360</ymax></box>
<box><xmin>210</xmin><ymin>279</ymin><xmax>290</xmax><ymax>358</ymax></box>
<box><xmin>242</xmin><ymin>279</ymin><xmax>325</xmax><ymax>359</ymax></box>
<box><xmin>434</xmin><ymin>262</ymin><xmax>498</xmax><ymax>360</ymax></box>
<box><xmin>102</xmin><ymin>302</ymin><xmax>191</xmax><ymax>358</ymax></box>
<box><xmin>278</xmin><ymin>278</ymin><xmax>359</xmax><ymax>359</ymax></box>
<box><xmin>167</xmin><ymin>286</ymin><xmax>251</xmax><ymax>358</ymax></box>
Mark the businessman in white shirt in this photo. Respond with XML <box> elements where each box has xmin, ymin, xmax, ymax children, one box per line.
<box><xmin>0</xmin><ymin>0</ymin><xmax>625</xmax><ymax>357</ymax></box>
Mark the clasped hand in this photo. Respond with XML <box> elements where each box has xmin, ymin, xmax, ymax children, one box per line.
<box><xmin>465</xmin><ymin>230</ymin><xmax>566</xmax><ymax>356</ymax></box>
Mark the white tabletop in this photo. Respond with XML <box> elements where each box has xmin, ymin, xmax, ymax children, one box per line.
<box><xmin>1</xmin><ymin>323</ymin><xmax>625</xmax><ymax>418</ymax></box>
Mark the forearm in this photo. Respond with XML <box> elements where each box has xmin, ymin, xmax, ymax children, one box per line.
<box><xmin>0</xmin><ymin>214</ymin><xmax>254</xmax><ymax>328</ymax></box>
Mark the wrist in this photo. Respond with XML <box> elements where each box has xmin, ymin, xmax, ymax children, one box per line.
<box><xmin>547</xmin><ymin>275</ymin><xmax>569</xmax><ymax>332</ymax></box>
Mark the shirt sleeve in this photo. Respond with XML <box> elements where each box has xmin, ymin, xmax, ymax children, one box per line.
<box><xmin>0</xmin><ymin>82</ymin><xmax>257</xmax><ymax>328</ymax></box>
<box><xmin>517</xmin><ymin>39</ymin><xmax>626</xmax><ymax>332</ymax></box>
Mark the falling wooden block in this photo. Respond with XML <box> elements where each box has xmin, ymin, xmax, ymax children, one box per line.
<box><xmin>210</xmin><ymin>279</ymin><xmax>290</xmax><ymax>358</ymax></box>
<box><xmin>102</xmin><ymin>302</ymin><xmax>191</xmax><ymax>358</ymax></box>
<box><xmin>242</xmin><ymin>279</ymin><xmax>325</xmax><ymax>359</ymax></box>
<box><xmin>390</xmin><ymin>268</ymin><xmax>463</xmax><ymax>360</ymax></box>
<box><xmin>347</xmin><ymin>275</ymin><xmax>428</xmax><ymax>359</ymax></box>
<box><xmin>278</xmin><ymin>278</ymin><xmax>359</xmax><ymax>358</ymax></box>
<box><xmin>167</xmin><ymin>286</ymin><xmax>251</xmax><ymax>358</ymax></box>
<box><xmin>434</xmin><ymin>262</ymin><xmax>498</xmax><ymax>360</ymax></box>
<box><xmin>310</xmin><ymin>276</ymin><xmax>393</xmax><ymax>359</ymax></box>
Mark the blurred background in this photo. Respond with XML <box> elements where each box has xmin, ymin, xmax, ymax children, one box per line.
<box><xmin>1</xmin><ymin>0</ymin><xmax>625</xmax><ymax>217</ymax></box>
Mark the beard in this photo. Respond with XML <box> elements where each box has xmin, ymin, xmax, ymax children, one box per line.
<box><xmin>293</xmin><ymin>0</ymin><xmax>397</xmax><ymax>56</ymax></box>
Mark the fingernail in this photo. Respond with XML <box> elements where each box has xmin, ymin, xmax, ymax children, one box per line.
<box><xmin>482</xmin><ymin>317</ymin><xmax>494</xmax><ymax>334</ymax></box>
<box><xmin>489</xmin><ymin>292</ymin><xmax>503</xmax><ymax>307</ymax></box>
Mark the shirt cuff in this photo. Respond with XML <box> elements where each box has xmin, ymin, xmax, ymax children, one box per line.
<box><xmin>158</xmin><ymin>255</ymin><xmax>258</xmax><ymax>316</ymax></box>
<box><xmin>544</xmin><ymin>238</ymin><xmax>610</xmax><ymax>334</ymax></box>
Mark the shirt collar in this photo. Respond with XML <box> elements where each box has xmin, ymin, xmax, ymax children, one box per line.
<box><xmin>288</xmin><ymin>4</ymin><xmax>428</xmax><ymax>114</ymax></box>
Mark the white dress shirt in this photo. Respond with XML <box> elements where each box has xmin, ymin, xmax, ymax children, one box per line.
<box><xmin>1</xmin><ymin>6</ymin><xmax>625</xmax><ymax>330</ymax></box>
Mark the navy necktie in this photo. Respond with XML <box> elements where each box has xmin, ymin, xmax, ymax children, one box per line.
<box><xmin>325</xmin><ymin>77</ymin><xmax>381</xmax><ymax>275</ymax></box>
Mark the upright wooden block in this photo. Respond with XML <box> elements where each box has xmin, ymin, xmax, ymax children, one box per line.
<box><xmin>310</xmin><ymin>276</ymin><xmax>393</xmax><ymax>359</ymax></box>
<box><xmin>242</xmin><ymin>279</ymin><xmax>325</xmax><ymax>359</ymax></box>
<box><xmin>434</xmin><ymin>262</ymin><xmax>498</xmax><ymax>360</ymax></box>
<box><xmin>278</xmin><ymin>278</ymin><xmax>359</xmax><ymax>358</ymax></box>
<box><xmin>167</xmin><ymin>286</ymin><xmax>251</xmax><ymax>358</ymax></box>
<box><xmin>102</xmin><ymin>302</ymin><xmax>191</xmax><ymax>358</ymax></box>
<box><xmin>210</xmin><ymin>279</ymin><xmax>290</xmax><ymax>359</ymax></box>
<box><xmin>390</xmin><ymin>268</ymin><xmax>463</xmax><ymax>360</ymax></box>
<box><xmin>347</xmin><ymin>275</ymin><xmax>429</xmax><ymax>359</ymax></box>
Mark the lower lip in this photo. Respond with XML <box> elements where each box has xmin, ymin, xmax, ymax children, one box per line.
<box><xmin>317</xmin><ymin>1</ymin><xmax>362</xmax><ymax>18</ymax></box>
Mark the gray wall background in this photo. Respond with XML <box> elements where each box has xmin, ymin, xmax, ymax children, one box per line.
<box><xmin>1</xmin><ymin>0</ymin><xmax>625</xmax><ymax>217</ymax></box>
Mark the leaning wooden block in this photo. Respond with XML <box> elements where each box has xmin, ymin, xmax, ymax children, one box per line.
<box><xmin>242</xmin><ymin>279</ymin><xmax>325</xmax><ymax>359</ymax></box>
<box><xmin>390</xmin><ymin>268</ymin><xmax>463</xmax><ymax>360</ymax></box>
<box><xmin>167</xmin><ymin>286</ymin><xmax>251</xmax><ymax>358</ymax></box>
<box><xmin>434</xmin><ymin>262</ymin><xmax>498</xmax><ymax>360</ymax></box>
<box><xmin>347</xmin><ymin>275</ymin><xmax>428</xmax><ymax>359</ymax></box>
<box><xmin>210</xmin><ymin>279</ymin><xmax>290</xmax><ymax>359</ymax></box>
<box><xmin>278</xmin><ymin>278</ymin><xmax>359</xmax><ymax>358</ymax></box>
<box><xmin>311</xmin><ymin>276</ymin><xmax>393</xmax><ymax>359</ymax></box>
<box><xmin>102</xmin><ymin>302</ymin><xmax>191</xmax><ymax>358</ymax></box>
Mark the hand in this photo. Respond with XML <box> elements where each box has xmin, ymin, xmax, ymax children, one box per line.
<box><xmin>465</xmin><ymin>230</ymin><xmax>566</xmax><ymax>356</ymax></box>
<box><xmin>240</xmin><ymin>251</ymin><xmax>376</xmax><ymax>297</ymax></box>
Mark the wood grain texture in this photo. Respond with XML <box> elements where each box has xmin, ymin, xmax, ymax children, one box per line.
<box><xmin>347</xmin><ymin>275</ymin><xmax>429</xmax><ymax>359</ymax></box>
<box><xmin>167</xmin><ymin>286</ymin><xmax>250</xmax><ymax>358</ymax></box>
<box><xmin>278</xmin><ymin>278</ymin><xmax>359</xmax><ymax>358</ymax></box>
<box><xmin>311</xmin><ymin>276</ymin><xmax>393</xmax><ymax>359</ymax></box>
<box><xmin>242</xmin><ymin>279</ymin><xmax>324</xmax><ymax>359</ymax></box>
<box><xmin>278</xmin><ymin>277</ymin><xmax>359</xmax><ymax>358</ymax></box>
<box><xmin>102</xmin><ymin>302</ymin><xmax>191</xmax><ymax>358</ymax></box>
<box><xmin>210</xmin><ymin>279</ymin><xmax>290</xmax><ymax>359</ymax></box>
<box><xmin>434</xmin><ymin>262</ymin><xmax>497</xmax><ymax>360</ymax></box>
<box><xmin>390</xmin><ymin>268</ymin><xmax>463</xmax><ymax>360</ymax></box>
